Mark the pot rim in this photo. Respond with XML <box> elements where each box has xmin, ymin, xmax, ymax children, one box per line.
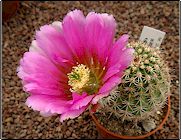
<box><xmin>90</xmin><ymin>96</ymin><xmax>171</xmax><ymax>139</ymax></box>
<box><xmin>3</xmin><ymin>1</ymin><xmax>19</xmax><ymax>22</ymax></box>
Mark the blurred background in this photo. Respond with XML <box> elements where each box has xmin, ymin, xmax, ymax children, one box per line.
<box><xmin>2</xmin><ymin>1</ymin><xmax>179</xmax><ymax>139</ymax></box>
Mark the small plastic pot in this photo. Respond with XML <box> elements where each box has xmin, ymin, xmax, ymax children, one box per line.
<box><xmin>89</xmin><ymin>96</ymin><xmax>170</xmax><ymax>139</ymax></box>
<box><xmin>2</xmin><ymin>1</ymin><xmax>19</xmax><ymax>22</ymax></box>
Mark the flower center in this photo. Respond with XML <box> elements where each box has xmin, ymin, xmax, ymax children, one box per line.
<box><xmin>67</xmin><ymin>64</ymin><xmax>99</xmax><ymax>94</ymax></box>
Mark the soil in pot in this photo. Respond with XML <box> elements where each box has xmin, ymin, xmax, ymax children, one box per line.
<box><xmin>94</xmin><ymin>105</ymin><xmax>167</xmax><ymax>137</ymax></box>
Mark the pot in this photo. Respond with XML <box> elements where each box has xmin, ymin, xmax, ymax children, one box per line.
<box><xmin>89</xmin><ymin>96</ymin><xmax>170</xmax><ymax>139</ymax></box>
<box><xmin>2</xmin><ymin>1</ymin><xmax>19</xmax><ymax>22</ymax></box>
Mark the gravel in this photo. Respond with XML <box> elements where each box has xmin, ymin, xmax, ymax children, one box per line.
<box><xmin>2</xmin><ymin>1</ymin><xmax>179</xmax><ymax>139</ymax></box>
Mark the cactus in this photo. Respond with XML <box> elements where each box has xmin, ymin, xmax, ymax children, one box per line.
<box><xmin>98</xmin><ymin>41</ymin><xmax>170</xmax><ymax>122</ymax></box>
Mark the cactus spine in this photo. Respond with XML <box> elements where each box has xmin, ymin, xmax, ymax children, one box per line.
<box><xmin>99</xmin><ymin>41</ymin><xmax>170</xmax><ymax>122</ymax></box>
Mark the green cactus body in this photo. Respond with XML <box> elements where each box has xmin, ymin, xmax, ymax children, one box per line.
<box><xmin>99</xmin><ymin>41</ymin><xmax>170</xmax><ymax>122</ymax></box>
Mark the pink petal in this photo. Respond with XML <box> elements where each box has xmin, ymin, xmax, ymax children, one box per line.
<box><xmin>21</xmin><ymin>71</ymin><xmax>70</xmax><ymax>95</ymax></box>
<box><xmin>23</xmin><ymin>82</ymin><xmax>67</xmax><ymax>96</ymax></box>
<box><xmin>17</xmin><ymin>52</ymin><xmax>71</xmax><ymax>97</ymax></box>
<box><xmin>59</xmin><ymin>92</ymin><xmax>94</xmax><ymax>122</ymax></box>
<box><xmin>71</xmin><ymin>92</ymin><xmax>94</xmax><ymax>110</ymax></box>
<box><xmin>102</xmin><ymin>69</ymin><xmax>120</xmax><ymax>83</ymax></box>
<box><xmin>29</xmin><ymin>22</ymin><xmax>64</xmax><ymax>59</ymax></box>
<box><xmin>112</xmin><ymin>48</ymin><xmax>134</xmax><ymax>71</ymax></box>
<box><xmin>23</xmin><ymin>73</ymin><xmax>68</xmax><ymax>87</ymax></box>
<box><xmin>92</xmin><ymin>92</ymin><xmax>110</xmax><ymax>105</ymax></box>
<box><xmin>51</xmin><ymin>21</ymin><xmax>62</xmax><ymax>32</ymax></box>
<box><xmin>85</xmin><ymin>12</ymin><xmax>116</xmax><ymax>65</ymax></box>
<box><xmin>22</xmin><ymin>52</ymin><xmax>66</xmax><ymax>78</ymax></box>
<box><xmin>40</xmin><ymin>111</ymin><xmax>56</xmax><ymax>117</ymax></box>
<box><xmin>26</xmin><ymin>94</ymin><xmax>72</xmax><ymax>114</ymax></box>
<box><xmin>29</xmin><ymin>40</ymin><xmax>45</xmax><ymax>56</ymax></box>
<box><xmin>17</xmin><ymin>66</ymin><xmax>28</xmax><ymax>80</ymax></box>
<box><xmin>60</xmin><ymin>106</ymin><xmax>87</xmax><ymax>122</ymax></box>
<box><xmin>103</xmin><ymin>35</ymin><xmax>134</xmax><ymax>83</ymax></box>
<box><xmin>72</xmin><ymin>92</ymin><xmax>87</xmax><ymax>101</ymax></box>
<box><xmin>92</xmin><ymin>76</ymin><xmax>120</xmax><ymax>104</ymax></box>
<box><xmin>62</xmin><ymin>10</ymin><xmax>87</xmax><ymax>62</ymax></box>
<box><xmin>103</xmin><ymin>47</ymin><xmax>134</xmax><ymax>83</ymax></box>
<box><xmin>113</xmin><ymin>34</ymin><xmax>129</xmax><ymax>51</ymax></box>
<box><xmin>99</xmin><ymin>75</ymin><xmax>120</xmax><ymax>94</ymax></box>
<box><xmin>36</xmin><ymin>25</ymin><xmax>74</xmax><ymax>68</ymax></box>
<box><xmin>107</xmin><ymin>34</ymin><xmax>130</xmax><ymax>68</ymax></box>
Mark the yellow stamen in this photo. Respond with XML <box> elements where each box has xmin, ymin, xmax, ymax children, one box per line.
<box><xmin>67</xmin><ymin>64</ymin><xmax>99</xmax><ymax>94</ymax></box>
<box><xmin>67</xmin><ymin>64</ymin><xmax>90</xmax><ymax>93</ymax></box>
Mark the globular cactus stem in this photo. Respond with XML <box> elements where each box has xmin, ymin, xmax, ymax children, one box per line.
<box><xmin>98</xmin><ymin>41</ymin><xmax>170</xmax><ymax>122</ymax></box>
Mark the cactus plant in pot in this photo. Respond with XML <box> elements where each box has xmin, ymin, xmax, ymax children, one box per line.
<box><xmin>89</xmin><ymin>41</ymin><xmax>171</xmax><ymax>139</ymax></box>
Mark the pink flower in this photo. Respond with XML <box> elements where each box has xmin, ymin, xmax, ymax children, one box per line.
<box><xmin>17</xmin><ymin>10</ymin><xmax>134</xmax><ymax>122</ymax></box>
